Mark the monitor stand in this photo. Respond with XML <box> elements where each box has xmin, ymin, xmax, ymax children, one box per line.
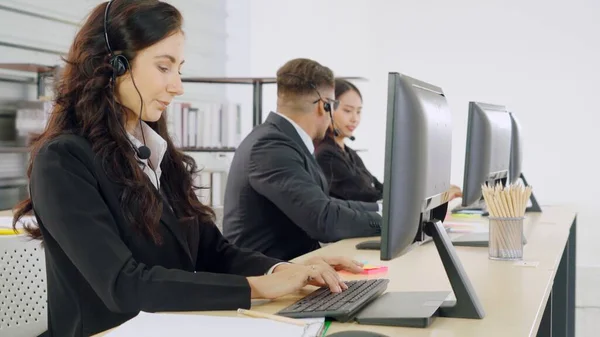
<box><xmin>355</xmin><ymin>240</ymin><xmax>381</xmax><ymax>250</ymax></box>
<box><xmin>451</xmin><ymin>198</ymin><xmax>489</xmax><ymax>216</ymax></box>
<box><xmin>452</xmin><ymin>173</ymin><xmax>541</xmax><ymax>215</ymax></box>
<box><xmin>452</xmin><ymin>232</ymin><xmax>528</xmax><ymax>247</ymax></box>
<box><xmin>451</xmin><ymin>173</ymin><xmax>540</xmax><ymax>247</ymax></box>
<box><xmin>356</xmin><ymin>228</ymin><xmax>441</xmax><ymax>250</ymax></box>
<box><xmin>354</xmin><ymin>220</ymin><xmax>485</xmax><ymax>328</ymax></box>
<box><xmin>520</xmin><ymin>173</ymin><xmax>542</xmax><ymax>213</ymax></box>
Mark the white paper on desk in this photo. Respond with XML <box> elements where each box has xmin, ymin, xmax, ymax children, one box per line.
<box><xmin>104</xmin><ymin>312</ymin><xmax>324</xmax><ymax>337</ymax></box>
<box><xmin>0</xmin><ymin>215</ymin><xmax>36</xmax><ymax>229</ymax></box>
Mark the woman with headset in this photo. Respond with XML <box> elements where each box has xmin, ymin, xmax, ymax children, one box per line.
<box><xmin>315</xmin><ymin>79</ymin><xmax>462</xmax><ymax>203</ymax></box>
<box><xmin>11</xmin><ymin>1</ymin><xmax>362</xmax><ymax>336</ymax></box>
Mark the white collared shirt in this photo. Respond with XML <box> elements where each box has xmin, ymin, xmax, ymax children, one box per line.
<box><xmin>127</xmin><ymin>123</ymin><xmax>285</xmax><ymax>273</ymax></box>
<box><xmin>274</xmin><ymin>111</ymin><xmax>314</xmax><ymax>155</ymax></box>
<box><xmin>127</xmin><ymin>122</ymin><xmax>168</xmax><ymax>189</ymax></box>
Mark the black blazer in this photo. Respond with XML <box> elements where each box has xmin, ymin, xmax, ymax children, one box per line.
<box><xmin>315</xmin><ymin>136</ymin><xmax>450</xmax><ymax>224</ymax></box>
<box><xmin>222</xmin><ymin>112</ymin><xmax>381</xmax><ymax>261</ymax></box>
<box><xmin>315</xmin><ymin>135</ymin><xmax>384</xmax><ymax>202</ymax></box>
<box><xmin>29</xmin><ymin>134</ymin><xmax>282</xmax><ymax>337</ymax></box>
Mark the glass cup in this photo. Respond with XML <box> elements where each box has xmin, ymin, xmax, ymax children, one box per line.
<box><xmin>488</xmin><ymin>216</ymin><xmax>525</xmax><ymax>260</ymax></box>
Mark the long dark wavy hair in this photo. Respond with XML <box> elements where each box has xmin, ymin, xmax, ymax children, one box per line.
<box><xmin>12</xmin><ymin>0</ymin><xmax>214</xmax><ymax>244</ymax></box>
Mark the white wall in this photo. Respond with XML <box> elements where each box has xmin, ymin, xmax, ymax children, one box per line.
<box><xmin>225</xmin><ymin>0</ymin><xmax>600</xmax><ymax>320</ymax></box>
<box><xmin>224</xmin><ymin>0</ymin><xmax>254</xmax><ymax>137</ymax></box>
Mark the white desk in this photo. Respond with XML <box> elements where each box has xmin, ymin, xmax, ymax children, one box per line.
<box><xmin>297</xmin><ymin>205</ymin><xmax>576</xmax><ymax>336</ymax></box>
<box><xmin>5</xmin><ymin>205</ymin><xmax>574</xmax><ymax>337</ymax></box>
<box><xmin>88</xmin><ymin>205</ymin><xmax>577</xmax><ymax>336</ymax></box>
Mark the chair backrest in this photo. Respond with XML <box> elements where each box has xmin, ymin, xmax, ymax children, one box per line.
<box><xmin>0</xmin><ymin>235</ymin><xmax>47</xmax><ymax>337</ymax></box>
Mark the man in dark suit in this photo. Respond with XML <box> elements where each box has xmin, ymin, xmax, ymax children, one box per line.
<box><xmin>223</xmin><ymin>58</ymin><xmax>382</xmax><ymax>261</ymax></box>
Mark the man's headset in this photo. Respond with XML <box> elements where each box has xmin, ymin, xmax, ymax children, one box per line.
<box><xmin>279</xmin><ymin>73</ymin><xmax>355</xmax><ymax>141</ymax></box>
<box><xmin>104</xmin><ymin>0</ymin><xmax>152</xmax><ymax>160</ymax></box>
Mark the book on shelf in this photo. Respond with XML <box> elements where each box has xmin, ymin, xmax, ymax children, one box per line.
<box><xmin>165</xmin><ymin>100</ymin><xmax>242</xmax><ymax>150</ymax></box>
<box><xmin>10</xmin><ymin>98</ymin><xmax>242</xmax><ymax>152</ymax></box>
<box><xmin>14</xmin><ymin>100</ymin><xmax>53</xmax><ymax>139</ymax></box>
<box><xmin>193</xmin><ymin>171</ymin><xmax>225</xmax><ymax>208</ymax></box>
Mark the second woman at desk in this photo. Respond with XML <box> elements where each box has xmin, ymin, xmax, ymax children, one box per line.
<box><xmin>315</xmin><ymin>79</ymin><xmax>383</xmax><ymax>202</ymax></box>
<box><xmin>315</xmin><ymin>79</ymin><xmax>462</xmax><ymax>202</ymax></box>
<box><xmin>11</xmin><ymin>2</ymin><xmax>362</xmax><ymax>336</ymax></box>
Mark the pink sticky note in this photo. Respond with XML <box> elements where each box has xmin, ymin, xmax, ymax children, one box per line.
<box><xmin>360</xmin><ymin>264</ymin><xmax>388</xmax><ymax>274</ymax></box>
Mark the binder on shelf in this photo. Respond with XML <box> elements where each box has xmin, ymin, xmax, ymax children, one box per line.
<box><xmin>14</xmin><ymin>100</ymin><xmax>52</xmax><ymax>138</ymax></box>
<box><xmin>164</xmin><ymin>99</ymin><xmax>243</xmax><ymax>151</ymax></box>
<box><xmin>180</xmin><ymin>75</ymin><xmax>367</xmax><ymax>128</ymax></box>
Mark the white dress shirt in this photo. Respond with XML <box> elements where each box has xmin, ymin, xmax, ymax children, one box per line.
<box><xmin>127</xmin><ymin>122</ymin><xmax>286</xmax><ymax>273</ymax></box>
<box><xmin>127</xmin><ymin>122</ymin><xmax>167</xmax><ymax>190</ymax></box>
<box><xmin>274</xmin><ymin>111</ymin><xmax>315</xmax><ymax>154</ymax></box>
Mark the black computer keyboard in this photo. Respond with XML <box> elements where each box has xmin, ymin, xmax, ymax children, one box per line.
<box><xmin>276</xmin><ymin>279</ymin><xmax>389</xmax><ymax>322</ymax></box>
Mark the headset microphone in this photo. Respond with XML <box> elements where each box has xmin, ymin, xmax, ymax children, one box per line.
<box><xmin>281</xmin><ymin>73</ymin><xmax>357</xmax><ymax>142</ymax></box>
<box><xmin>137</xmin><ymin>143</ymin><xmax>151</xmax><ymax>160</ymax></box>
<box><xmin>334</xmin><ymin>127</ymin><xmax>356</xmax><ymax>141</ymax></box>
<box><xmin>329</xmin><ymin>111</ymin><xmax>356</xmax><ymax>141</ymax></box>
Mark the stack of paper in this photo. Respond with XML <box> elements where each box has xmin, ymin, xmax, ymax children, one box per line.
<box><xmin>105</xmin><ymin>312</ymin><xmax>324</xmax><ymax>337</ymax></box>
<box><xmin>0</xmin><ymin>215</ymin><xmax>35</xmax><ymax>235</ymax></box>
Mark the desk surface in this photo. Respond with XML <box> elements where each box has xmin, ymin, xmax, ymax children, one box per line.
<box><xmin>6</xmin><ymin>206</ymin><xmax>574</xmax><ymax>337</ymax></box>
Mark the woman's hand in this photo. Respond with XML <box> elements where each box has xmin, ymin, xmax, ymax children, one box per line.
<box><xmin>246</xmin><ymin>261</ymin><xmax>350</xmax><ymax>299</ymax></box>
<box><xmin>448</xmin><ymin>184</ymin><xmax>463</xmax><ymax>201</ymax></box>
<box><xmin>300</xmin><ymin>256</ymin><xmax>364</xmax><ymax>274</ymax></box>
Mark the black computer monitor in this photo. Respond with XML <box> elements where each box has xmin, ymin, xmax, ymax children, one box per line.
<box><xmin>355</xmin><ymin>73</ymin><xmax>485</xmax><ymax>326</ymax></box>
<box><xmin>461</xmin><ymin>102</ymin><xmax>512</xmax><ymax>208</ymax></box>
<box><xmin>379</xmin><ymin>73</ymin><xmax>452</xmax><ymax>260</ymax></box>
<box><xmin>508</xmin><ymin>111</ymin><xmax>541</xmax><ymax>212</ymax></box>
<box><xmin>450</xmin><ymin>109</ymin><xmax>537</xmax><ymax>247</ymax></box>
<box><xmin>508</xmin><ymin>111</ymin><xmax>523</xmax><ymax>185</ymax></box>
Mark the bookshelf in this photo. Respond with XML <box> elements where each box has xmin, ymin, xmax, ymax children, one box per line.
<box><xmin>0</xmin><ymin>63</ymin><xmax>57</xmax><ymax>98</ymax></box>
<box><xmin>0</xmin><ymin>146</ymin><xmax>29</xmax><ymax>153</ymax></box>
<box><xmin>179</xmin><ymin>147</ymin><xmax>236</xmax><ymax>153</ymax></box>
<box><xmin>0</xmin><ymin>64</ymin><xmax>368</xmax><ymax>139</ymax></box>
<box><xmin>0</xmin><ymin>64</ymin><xmax>367</xmax><ymax>209</ymax></box>
<box><xmin>181</xmin><ymin>76</ymin><xmax>367</xmax><ymax>127</ymax></box>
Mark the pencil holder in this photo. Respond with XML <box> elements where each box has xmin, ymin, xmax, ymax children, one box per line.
<box><xmin>488</xmin><ymin>216</ymin><xmax>525</xmax><ymax>261</ymax></box>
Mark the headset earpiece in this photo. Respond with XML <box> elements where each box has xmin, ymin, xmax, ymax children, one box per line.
<box><xmin>104</xmin><ymin>1</ymin><xmax>128</xmax><ymax>78</ymax></box>
<box><xmin>110</xmin><ymin>54</ymin><xmax>128</xmax><ymax>77</ymax></box>
<box><xmin>323</xmin><ymin>101</ymin><xmax>331</xmax><ymax>113</ymax></box>
<box><xmin>104</xmin><ymin>0</ymin><xmax>152</xmax><ymax>163</ymax></box>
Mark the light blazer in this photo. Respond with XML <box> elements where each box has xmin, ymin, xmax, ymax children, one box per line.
<box><xmin>223</xmin><ymin>112</ymin><xmax>382</xmax><ymax>261</ymax></box>
<box><xmin>29</xmin><ymin>134</ymin><xmax>282</xmax><ymax>337</ymax></box>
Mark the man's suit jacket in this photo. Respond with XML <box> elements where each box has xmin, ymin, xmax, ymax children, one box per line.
<box><xmin>222</xmin><ymin>112</ymin><xmax>382</xmax><ymax>261</ymax></box>
<box><xmin>29</xmin><ymin>134</ymin><xmax>282</xmax><ymax>337</ymax></box>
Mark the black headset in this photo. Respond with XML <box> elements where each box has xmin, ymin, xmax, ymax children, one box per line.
<box><xmin>104</xmin><ymin>0</ymin><xmax>152</xmax><ymax>160</ymax></box>
<box><xmin>279</xmin><ymin>74</ymin><xmax>355</xmax><ymax>141</ymax></box>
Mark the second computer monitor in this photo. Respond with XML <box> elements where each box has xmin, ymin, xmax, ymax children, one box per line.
<box><xmin>508</xmin><ymin>111</ymin><xmax>523</xmax><ymax>185</ymax></box>
<box><xmin>461</xmin><ymin>102</ymin><xmax>512</xmax><ymax>207</ymax></box>
<box><xmin>381</xmin><ymin>72</ymin><xmax>453</xmax><ymax>261</ymax></box>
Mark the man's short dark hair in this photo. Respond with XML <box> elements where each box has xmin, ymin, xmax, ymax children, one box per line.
<box><xmin>276</xmin><ymin>58</ymin><xmax>335</xmax><ymax>99</ymax></box>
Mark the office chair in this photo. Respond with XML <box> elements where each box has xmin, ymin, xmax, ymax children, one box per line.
<box><xmin>0</xmin><ymin>234</ymin><xmax>47</xmax><ymax>337</ymax></box>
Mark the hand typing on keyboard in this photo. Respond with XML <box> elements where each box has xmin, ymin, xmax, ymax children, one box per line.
<box><xmin>276</xmin><ymin>279</ymin><xmax>390</xmax><ymax>321</ymax></box>
<box><xmin>299</xmin><ymin>256</ymin><xmax>364</xmax><ymax>274</ymax></box>
<box><xmin>246</xmin><ymin>256</ymin><xmax>365</xmax><ymax>300</ymax></box>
